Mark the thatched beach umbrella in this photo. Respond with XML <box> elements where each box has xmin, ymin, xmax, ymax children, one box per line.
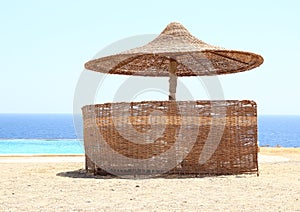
<box><xmin>85</xmin><ymin>22</ymin><xmax>263</xmax><ymax>100</ymax></box>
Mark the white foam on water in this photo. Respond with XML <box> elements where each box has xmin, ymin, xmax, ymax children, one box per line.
<box><xmin>0</xmin><ymin>155</ymin><xmax>85</xmax><ymax>163</ymax></box>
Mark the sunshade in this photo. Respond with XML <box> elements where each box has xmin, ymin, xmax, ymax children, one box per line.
<box><xmin>85</xmin><ymin>22</ymin><xmax>263</xmax><ymax>100</ymax></box>
<box><xmin>85</xmin><ymin>22</ymin><xmax>263</xmax><ymax>76</ymax></box>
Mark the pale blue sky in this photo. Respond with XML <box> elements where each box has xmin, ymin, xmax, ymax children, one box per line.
<box><xmin>0</xmin><ymin>0</ymin><xmax>299</xmax><ymax>114</ymax></box>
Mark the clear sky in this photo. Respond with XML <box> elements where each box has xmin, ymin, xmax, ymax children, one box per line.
<box><xmin>0</xmin><ymin>0</ymin><xmax>299</xmax><ymax>114</ymax></box>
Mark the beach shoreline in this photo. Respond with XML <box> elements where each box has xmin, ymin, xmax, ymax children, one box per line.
<box><xmin>0</xmin><ymin>147</ymin><xmax>299</xmax><ymax>163</ymax></box>
<box><xmin>1</xmin><ymin>147</ymin><xmax>299</xmax><ymax>211</ymax></box>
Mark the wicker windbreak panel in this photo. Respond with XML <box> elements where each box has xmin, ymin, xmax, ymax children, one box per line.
<box><xmin>82</xmin><ymin>100</ymin><xmax>258</xmax><ymax>177</ymax></box>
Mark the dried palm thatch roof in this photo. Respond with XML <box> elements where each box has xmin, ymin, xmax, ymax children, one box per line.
<box><xmin>85</xmin><ymin>22</ymin><xmax>263</xmax><ymax>77</ymax></box>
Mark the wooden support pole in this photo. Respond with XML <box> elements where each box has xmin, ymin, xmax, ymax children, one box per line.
<box><xmin>169</xmin><ymin>59</ymin><xmax>177</xmax><ymax>100</ymax></box>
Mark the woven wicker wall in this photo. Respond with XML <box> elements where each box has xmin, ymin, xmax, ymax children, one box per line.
<box><xmin>82</xmin><ymin>100</ymin><xmax>258</xmax><ymax>176</ymax></box>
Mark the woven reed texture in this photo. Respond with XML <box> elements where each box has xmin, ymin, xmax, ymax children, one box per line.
<box><xmin>85</xmin><ymin>22</ymin><xmax>263</xmax><ymax>76</ymax></box>
<box><xmin>82</xmin><ymin>100</ymin><xmax>258</xmax><ymax>176</ymax></box>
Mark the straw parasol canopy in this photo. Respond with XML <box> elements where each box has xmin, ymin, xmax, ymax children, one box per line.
<box><xmin>85</xmin><ymin>22</ymin><xmax>263</xmax><ymax>100</ymax></box>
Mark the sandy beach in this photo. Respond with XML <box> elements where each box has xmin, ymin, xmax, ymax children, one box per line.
<box><xmin>0</xmin><ymin>147</ymin><xmax>299</xmax><ymax>211</ymax></box>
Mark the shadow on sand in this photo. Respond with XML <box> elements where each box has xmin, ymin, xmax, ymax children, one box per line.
<box><xmin>56</xmin><ymin>169</ymin><xmax>119</xmax><ymax>179</ymax></box>
<box><xmin>56</xmin><ymin>169</ymin><xmax>249</xmax><ymax>179</ymax></box>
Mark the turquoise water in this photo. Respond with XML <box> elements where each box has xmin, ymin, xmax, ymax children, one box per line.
<box><xmin>0</xmin><ymin>139</ymin><xmax>84</xmax><ymax>154</ymax></box>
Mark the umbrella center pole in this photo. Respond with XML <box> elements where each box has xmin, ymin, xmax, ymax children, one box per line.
<box><xmin>169</xmin><ymin>59</ymin><xmax>177</xmax><ymax>101</ymax></box>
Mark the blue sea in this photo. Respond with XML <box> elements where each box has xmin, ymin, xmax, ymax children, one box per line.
<box><xmin>0</xmin><ymin>114</ymin><xmax>299</xmax><ymax>154</ymax></box>
<box><xmin>0</xmin><ymin>114</ymin><xmax>83</xmax><ymax>154</ymax></box>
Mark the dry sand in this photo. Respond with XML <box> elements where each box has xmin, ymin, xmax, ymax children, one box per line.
<box><xmin>0</xmin><ymin>148</ymin><xmax>299</xmax><ymax>211</ymax></box>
